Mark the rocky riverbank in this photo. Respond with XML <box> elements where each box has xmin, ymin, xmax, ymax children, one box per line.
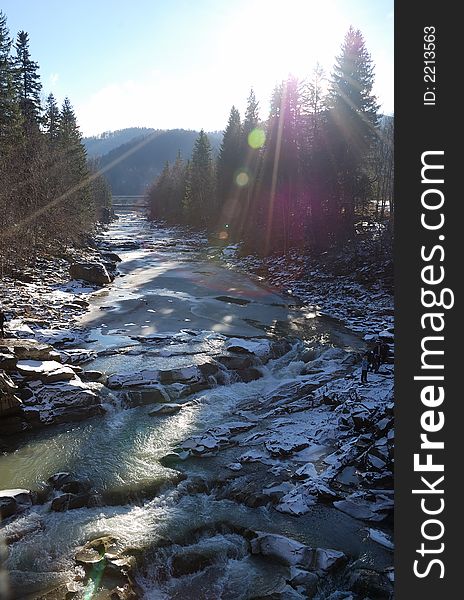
<box><xmin>1</xmin><ymin>214</ymin><xmax>394</xmax><ymax>599</ymax></box>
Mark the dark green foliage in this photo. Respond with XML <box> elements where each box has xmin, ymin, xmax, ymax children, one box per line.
<box><xmin>183</xmin><ymin>130</ymin><xmax>216</xmax><ymax>227</ymax></box>
<box><xmin>13</xmin><ymin>30</ymin><xmax>42</xmax><ymax>130</ymax></box>
<box><xmin>0</xmin><ymin>10</ymin><xmax>113</xmax><ymax>275</ymax></box>
<box><xmin>325</xmin><ymin>26</ymin><xmax>379</xmax><ymax>240</ymax></box>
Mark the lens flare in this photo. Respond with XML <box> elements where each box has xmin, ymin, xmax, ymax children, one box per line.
<box><xmin>235</xmin><ymin>171</ymin><xmax>249</xmax><ymax>187</ymax></box>
<box><xmin>248</xmin><ymin>128</ymin><xmax>266</xmax><ymax>149</ymax></box>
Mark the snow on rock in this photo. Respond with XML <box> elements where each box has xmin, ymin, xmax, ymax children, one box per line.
<box><xmin>225</xmin><ymin>338</ymin><xmax>271</xmax><ymax>357</ymax></box>
<box><xmin>16</xmin><ymin>360</ymin><xmax>75</xmax><ymax>383</ymax></box>
<box><xmin>0</xmin><ymin>489</ymin><xmax>32</xmax><ymax>519</ymax></box>
<box><xmin>4</xmin><ymin>319</ymin><xmax>34</xmax><ymax>338</ymax></box>
<box><xmin>368</xmin><ymin>528</ymin><xmax>394</xmax><ymax>550</ymax></box>
<box><xmin>24</xmin><ymin>377</ymin><xmax>102</xmax><ymax>424</ymax></box>
<box><xmin>33</xmin><ymin>328</ymin><xmax>84</xmax><ymax>345</ymax></box>
<box><xmin>1</xmin><ymin>339</ymin><xmax>59</xmax><ymax>361</ymax></box>
<box><xmin>250</xmin><ymin>532</ymin><xmax>347</xmax><ymax>575</ymax></box>
<box><xmin>107</xmin><ymin>370</ymin><xmax>160</xmax><ymax>389</ymax></box>
<box><xmin>148</xmin><ymin>403</ymin><xmax>182</xmax><ymax>416</ymax></box>
<box><xmin>333</xmin><ymin>497</ymin><xmax>388</xmax><ymax>522</ymax></box>
<box><xmin>275</xmin><ymin>489</ymin><xmax>317</xmax><ymax>515</ymax></box>
<box><xmin>59</xmin><ymin>348</ymin><xmax>96</xmax><ymax>365</ymax></box>
<box><xmin>227</xmin><ymin>462</ymin><xmax>242</xmax><ymax>471</ymax></box>
<box><xmin>264</xmin><ymin>433</ymin><xmax>309</xmax><ymax>457</ymax></box>
<box><xmin>294</xmin><ymin>463</ymin><xmax>318</xmax><ymax>480</ymax></box>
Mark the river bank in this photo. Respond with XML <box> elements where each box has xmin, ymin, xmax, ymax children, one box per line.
<box><xmin>1</xmin><ymin>211</ymin><xmax>394</xmax><ymax>600</ymax></box>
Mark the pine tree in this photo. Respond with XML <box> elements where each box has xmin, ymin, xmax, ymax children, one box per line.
<box><xmin>54</xmin><ymin>97</ymin><xmax>94</xmax><ymax>243</ymax></box>
<box><xmin>242</xmin><ymin>89</ymin><xmax>259</xmax><ymax>144</ymax></box>
<box><xmin>0</xmin><ymin>11</ymin><xmax>21</xmax><ymax>145</ymax></box>
<box><xmin>326</xmin><ymin>26</ymin><xmax>379</xmax><ymax>241</ymax></box>
<box><xmin>216</xmin><ymin>105</ymin><xmax>242</xmax><ymax>223</ymax></box>
<box><xmin>13</xmin><ymin>30</ymin><xmax>42</xmax><ymax>130</ymax></box>
<box><xmin>183</xmin><ymin>130</ymin><xmax>215</xmax><ymax>228</ymax></box>
<box><xmin>43</xmin><ymin>93</ymin><xmax>60</xmax><ymax>143</ymax></box>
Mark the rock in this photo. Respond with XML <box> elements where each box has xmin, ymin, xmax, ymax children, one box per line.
<box><xmin>217</xmin><ymin>354</ymin><xmax>259</xmax><ymax>371</ymax></box>
<box><xmin>107</xmin><ymin>370</ymin><xmax>159</xmax><ymax>389</ymax></box>
<box><xmin>171</xmin><ymin>551</ymin><xmax>214</xmax><ymax>577</ymax></box>
<box><xmin>0</xmin><ymin>390</ymin><xmax>22</xmax><ymax>417</ymax></box>
<box><xmin>51</xmin><ymin>492</ymin><xmax>90</xmax><ymax>511</ymax></box>
<box><xmin>59</xmin><ymin>348</ymin><xmax>96</xmax><ymax>365</ymax></box>
<box><xmin>239</xmin><ymin>367</ymin><xmax>263</xmax><ymax>382</ymax></box>
<box><xmin>34</xmin><ymin>328</ymin><xmax>81</xmax><ymax>345</ymax></box>
<box><xmin>0</xmin><ymin>339</ymin><xmax>57</xmax><ymax>361</ymax></box>
<box><xmin>158</xmin><ymin>365</ymin><xmax>201</xmax><ymax>385</ymax></box>
<box><xmin>148</xmin><ymin>403</ymin><xmax>182</xmax><ymax>416</ymax></box>
<box><xmin>250</xmin><ymin>533</ymin><xmax>346</xmax><ymax>575</ymax></box>
<box><xmin>100</xmin><ymin>251</ymin><xmax>122</xmax><ymax>263</ymax></box>
<box><xmin>288</xmin><ymin>567</ymin><xmax>319</xmax><ymax>596</ymax></box>
<box><xmin>333</xmin><ymin>499</ymin><xmax>386</xmax><ymax>522</ymax></box>
<box><xmin>348</xmin><ymin>568</ymin><xmax>393</xmax><ymax>598</ymax></box>
<box><xmin>48</xmin><ymin>473</ymin><xmax>91</xmax><ymax>496</ymax></box>
<box><xmin>70</xmin><ymin>261</ymin><xmax>113</xmax><ymax>285</ymax></box>
<box><xmin>368</xmin><ymin>528</ymin><xmax>394</xmax><ymax>550</ymax></box>
<box><xmin>81</xmin><ymin>370</ymin><xmax>107</xmax><ymax>383</ymax></box>
<box><xmin>226</xmin><ymin>338</ymin><xmax>272</xmax><ymax>357</ymax></box>
<box><xmin>16</xmin><ymin>359</ymin><xmax>75</xmax><ymax>383</ymax></box>
<box><xmin>0</xmin><ymin>488</ymin><xmax>32</xmax><ymax>518</ymax></box>
<box><xmin>0</xmin><ymin>370</ymin><xmax>18</xmax><ymax>394</ymax></box>
<box><xmin>75</xmin><ymin>535</ymin><xmax>120</xmax><ymax>564</ymax></box>
<box><xmin>326</xmin><ymin>593</ymin><xmax>354</xmax><ymax>600</ymax></box>
<box><xmin>122</xmin><ymin>387</ymin><xmax>170</xmax><ymax>407</ymax></box>
<box><xmin>0</xmin><ymin>351</ymin><xmax>16</xmax><ymax>371</ymax></box>
<box><xmin>23</xmin><ymin>378</ymin><xmax>103</xmax><ymax>426</ymax></box>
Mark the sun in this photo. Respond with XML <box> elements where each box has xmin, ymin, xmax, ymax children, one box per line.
<box><xmin>223</xmin><ymin>0</ymin><xmax>346</xmax><ymax>91</ymax></box>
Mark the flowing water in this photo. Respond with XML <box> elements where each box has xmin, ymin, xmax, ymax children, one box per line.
<box><xmin>0</xmin><ymin>211</ymin><xmax>389</xmax><ymax>599</ymax></box>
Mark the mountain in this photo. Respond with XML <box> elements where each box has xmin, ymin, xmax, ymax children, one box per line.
<box><xmin>83</xmin><ymin>127</ymin><xmax>158</xmax><ymax>158</ymax></box>
<box><xmin>85</xmin><ymin>128</ymin><xmax>223</xmax><ymax>196</ymax></box>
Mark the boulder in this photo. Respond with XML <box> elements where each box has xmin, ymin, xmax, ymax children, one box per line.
<box><xmin>51</xmin><ymin>492</ymin><xmax>91</xmax><ymax>511</ymax></box>
<box><xmin>81</xmin><ymin>369</ymin><xmax>107</xmax><ymax>383</ymax></box>
<box><xmin>70</xmin><ymin>261</ymin><xmax>113</xmax><ymax>285</ymax></box>
<box><xmin>100</xmin><ymin>251</ymin><xmax>122</xmax><ymax>263</ymax></box>
<box><xmin>0</xmin><ymin>370</ymin><xmax>17</xmax><ymax>394</ymax></box>
<box><xmin>0</xmin><ymin>488</ymin><xmax>32</xmax><ymax>519</ymax></box>
<box><xmin>0</xmin><ymin>390</ymin><xmax>23</xmax><ymax>417</ymax></box>
<box><xmin>0</xmin><ymin>351</ymin><xmax>16</xmax><ymax>371</ymax></box>
<box><xmin>16</xmin><ymin>359</ymin><xmax>75</xmax><ymax>383</ymax></box>
<box><xmin>250</xmin><ymin>533</ymin><xmax>346</xmax><ymax>575</ymax></box>
<box><xmin>0</xmin><ymin>339</ymin><xmax>58</xmax><ymax>361</ymax></box>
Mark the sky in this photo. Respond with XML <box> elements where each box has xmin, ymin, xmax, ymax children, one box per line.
<box><xmin>1</xmin><ymin>0</ymin><xmax>393</xmax><ymax>137</ymax></box>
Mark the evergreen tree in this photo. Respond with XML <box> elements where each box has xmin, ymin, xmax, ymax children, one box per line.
<box><xmin>43</xmin><ymin>93</ymin><xmax>60</xmax><ymax>142</ymax></box>
<box><xmin>0</xmin><ymin>11</ymin><xmax>21</xmax><ymax>145</ymax></box>
<box><xmin>242</xmin><ymin>89</ymin><xmax>259</xmax><ymax>144</ymax></box>
<box><xmin>183</xmin><ymin>130</ymin><xmax>215</xmax><ymax>227</ymax></box>
<box><xmin>326</xmin><ymin>26</ymin><xmax>379</xmax><ymax>240</ymax></box>
<box><xmin>13</xmin><ymin>30</ymin><xmax>42</xmax><ymax>130</ymax></box>
<box><xmin>54</xmin><ymin>97</ymin><xmax>94</xmax><ymax>243</ymax></box>
<box><xmin>216</xmin><ymin>106</ymin><xmax>242</xmax><ymax>224</ymax></box>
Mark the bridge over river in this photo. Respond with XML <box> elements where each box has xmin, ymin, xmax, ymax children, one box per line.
<box><xmin>112</xmin><ymin>195</ymin><xmax>148</xmax><ymax>211</ymax></box>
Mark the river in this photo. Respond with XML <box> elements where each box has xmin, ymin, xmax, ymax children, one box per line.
<box><xmin>0</xmin><ymin>210</ymin><xmax>393</xmax><ymax>599</ymax></box>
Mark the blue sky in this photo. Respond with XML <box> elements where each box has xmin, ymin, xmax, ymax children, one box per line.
<box><xmin>1</xmin><ymin>0</ymin><xmax>393</xmax><ymax>136</ymax></box>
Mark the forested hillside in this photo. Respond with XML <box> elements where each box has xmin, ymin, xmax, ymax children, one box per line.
<box><xmin>97</xmin><ymin>129</ymin><xmax>222</xmax><ymax>195</ymax></box>
<box><xmin>0</xmin><ymin>11</ymin><xmax>112</xmax><ymax>274</ymax></box>
<box><xmin>83</xmin><ymin>127</ymin><xmax>157</xmax><ymax>158</ymax></box>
